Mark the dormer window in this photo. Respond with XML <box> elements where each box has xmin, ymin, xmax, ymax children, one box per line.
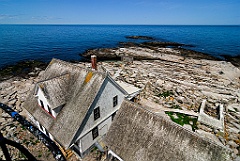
<box><xmin>35</xmin><ymin>74</ymin><xmax>70</xmax><ymax>119</ymax></box>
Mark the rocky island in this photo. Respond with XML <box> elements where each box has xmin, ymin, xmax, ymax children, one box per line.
<box><xmin>83</xmin><ymin>40</ymin><xmax>220</xmax><ymax>61</ymax></box>
<box><xmin>1</xmin><ymin>38</ymin><xmax>240</xmax><ymax>160</ymax></box>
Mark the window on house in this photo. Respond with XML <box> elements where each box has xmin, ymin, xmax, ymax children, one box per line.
<box><xmin>94</xmin><ymin>107</ymin><xmax>100</xmax><ymax>121</ymax></box>
<box><xmin>92</xmin><ymin>126</ymin><xmax>99</xmax><ymax>140</ymax></box>
<box><xmin>113</xmin><ymin>95</ymin><xmax>118</xmax><ymax>107</ymax></box>
<box><xmin>39</xmin><ymin>125</ymin><xmax>43</xmax><ymax>131</ymax></box>
<box><xmin>112</xmin><ymin>112</ymin><xmax>116</xmax><ymax>121</ymax></box>
<box><xmin>47</xmin><ymin>105</ymin><xmax>52</xmax><ymax>116</ymax></box>
<box><xmin>40</xmin><ymin>100</ymin><xmax>44</xmax><ymax>109</ymax></box>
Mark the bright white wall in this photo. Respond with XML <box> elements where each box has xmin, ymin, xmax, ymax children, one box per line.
<box><xmin>36</xmin><ymin>88</ymin><xmax>57</xmax><ymax>118</ymax></box>
<box><xmin>81</xmin><ymin>78</ymin><xmax>125</xmax><ymax>136</ymax></box>
<box><xmin>77</xmin><ymin>78</ymin><xmax>125</xmax><ymax>152</ymax></box>
<box><xmin>80</xmin><ymin>117</ymin><xmax>112</xmax><ymax>152</ymax></box>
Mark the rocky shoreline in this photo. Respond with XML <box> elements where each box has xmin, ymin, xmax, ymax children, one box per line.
<box><xmin>0</xmin><ymin>60</ymin><xmax>47</xmax><ymax>82</ymax></box>
<box><xmin>223</xmin><ymin>55</ymin><xmax>240</xmax><ymax>68</ymax></box>
<box><xmin>1</xmin><ymin>39</ymin><xmax>240</xmax><ymax>160</ymax></box>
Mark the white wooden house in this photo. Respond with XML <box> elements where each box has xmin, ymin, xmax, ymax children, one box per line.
<box><xmin>24</xmin><ymin>58</ymin><xmax>133</xmax><ymax>158</ymax></box>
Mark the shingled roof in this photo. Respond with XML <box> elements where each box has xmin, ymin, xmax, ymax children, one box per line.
<box><xmin>24</xmin><ymin>58</ymin><xmax>111</xmax><ymax>148</ymax></box>
<box><xmin>105</xmin><ymin>100</ymin><xmax>231</xmax><ymax>161</ymax></box>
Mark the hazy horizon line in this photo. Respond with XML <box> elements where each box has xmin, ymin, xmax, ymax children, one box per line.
<box><xmin>0</xmin><ymin>23</ymin><xmax>239</xmax><ymax>26</ymax></box>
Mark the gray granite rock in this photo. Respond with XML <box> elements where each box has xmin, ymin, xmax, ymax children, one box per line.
<box><xmin>228</xmin><ymin>133</ymin><xmax>239</xmax><ymax>141</ymax></box>
<box><xmin>228</xmin><ymin>127</ymin><xmax>240</xmax><ymax>134</ymax></box>
<box><xmin>198</xmin><ymin>124</ymin><xmax>213</xmax><ymax>132</ymax></box>
<box><xmin>228</xmin><ymin>140</ymin><xmax>239</xmax><ymax>148</ymax></box>
<box><xmin>0</xmin><ymin>82</ymin><xmax>11</xmax><ymax>90</ymax></box>
<box><xmin>183</xmin><ymin>124</ymin><xmax>192</xmax><ymax>131</ymax></box>
<box><xmin>156</xmin><ymin>79</ymin><xmax>165</xmax><ymax>86</ymax></box>
<box><xmin>234</xmin><ymin>156</ymin><xmax>240</xmax><ymax>161</ymax></box>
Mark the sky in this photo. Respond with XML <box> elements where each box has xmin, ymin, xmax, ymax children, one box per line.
<box><xmin>0</xmin><ymin>0</ymin><xmax>239</xmax><ymax>25</ymax></box>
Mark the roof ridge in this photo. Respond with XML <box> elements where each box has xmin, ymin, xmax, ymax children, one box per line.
<box><xmin>37</xmin><ymin>73</ymin><xmax>70</xmax><ymax>84</ymax></box>
<box><xmin>47</xmin><ymin>58</ymin><xmax>107</xmax><ymax>76</ymax></box>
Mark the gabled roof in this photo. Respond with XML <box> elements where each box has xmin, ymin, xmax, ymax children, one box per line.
<box><xmin>105</xmin><ymin>100</ymin><xmax>231</xmax><ymax>161</ymax></box>
<box><xmin>24</xmin><ymin>58</ymin><xmax>120</xmax><ymax>148</ymax></box>
<box><xmin>36</xmin><ymin>73</ymin><xmax>70</xmax><ymax>109</ymax></box>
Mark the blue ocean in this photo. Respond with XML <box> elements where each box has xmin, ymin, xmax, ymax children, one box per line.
<box><xmin>0</xmin><ymin>25</ymin><xmax>239</xmax><ymax>68</ymax></box>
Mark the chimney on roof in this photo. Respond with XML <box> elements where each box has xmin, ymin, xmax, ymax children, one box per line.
<box><xmin>91</xmin><ymin>55</ymin><xmax>97</xmax><ymax>70</ymax></box>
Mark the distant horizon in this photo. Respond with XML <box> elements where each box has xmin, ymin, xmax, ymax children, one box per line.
<box><xmin>0</xmin><ymin>24</ymin><xmax>239</xmax><ymax>26</ymax></box>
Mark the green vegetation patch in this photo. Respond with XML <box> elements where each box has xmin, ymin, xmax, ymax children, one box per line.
<box><xmin>156</xmin><ymin>90</ymin><xmax>173</xmax><ymax>98</ymax></box>
<box><xmin>165</xmin><ymin>111</ymin><xmax>198</xmax><ymax>131</ymax></box>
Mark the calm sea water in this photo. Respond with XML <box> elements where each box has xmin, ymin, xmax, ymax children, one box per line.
<box><xmin>0</xmin><ymin>25</ymin><xmax>239</xmax><ymax>68</ymax></box>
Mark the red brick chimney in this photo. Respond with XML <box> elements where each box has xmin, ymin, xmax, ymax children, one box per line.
<box><xmin>91</xmin><ymin>55</ymin><xmax>97</xmax><ymax>70</ymax></box>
